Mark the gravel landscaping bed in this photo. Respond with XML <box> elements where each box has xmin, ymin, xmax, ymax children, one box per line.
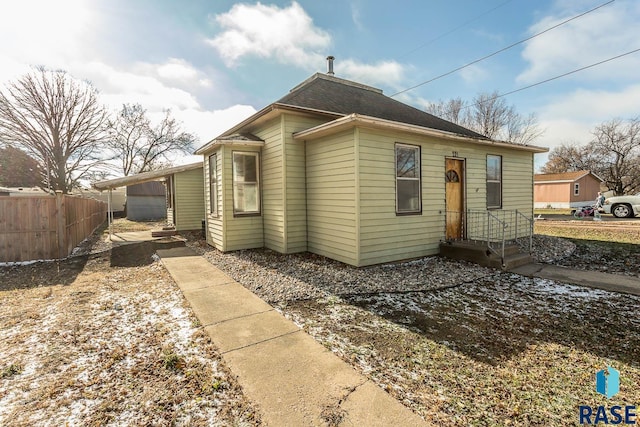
<box><xmin>189</xmin><ymin>241</ymin><xmax>496</xmax><ymax>303</ymax></box>
<box><xmin>187</xmin><ymin>234</ymin><xmax>585</xmax><ymax>303</ymax></box>
<box><xmin>187</xmin><ymin>232</ymin><xmax>639</xmax><ymax>425</ymax></box>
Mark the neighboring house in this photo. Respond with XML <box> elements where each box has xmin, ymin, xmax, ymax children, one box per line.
<box><xmin>126</xmin><ymin>181</ymin><xmax>166</xmax><ymax>221</ymax></box>
<box><xmin>93</xmin><ymin>163</ymin><xmax>205</xmax><ymax>231</ymax></box>
<box><xmin>534</xmin><ymin>170</ymin><xmax>603</xmax><ymax>209</ymax></box>
<box><xmin>195</xmin><ymin>69</ymin><xmax>547</xmax><ymax>267</ymax></box>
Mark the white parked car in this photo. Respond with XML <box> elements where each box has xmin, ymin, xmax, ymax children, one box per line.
<box><xmin>602</xmin><ymin>192</ymin><xmax>640</xmax><ymax>218</ymax></box>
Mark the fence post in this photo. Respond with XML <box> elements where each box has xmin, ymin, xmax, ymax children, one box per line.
<box><xmin>55</xmin><ymin>191</ymin><xmax>67</xmax><ymax>259</ymax></box>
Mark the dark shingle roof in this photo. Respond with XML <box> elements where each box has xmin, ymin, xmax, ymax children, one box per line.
<box><xmin>276</xmin><ymin>74</ymin><xmax>487</xmax><ymax>139</ymax></box>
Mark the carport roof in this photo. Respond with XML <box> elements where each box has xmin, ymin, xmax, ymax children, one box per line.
<box><xmin>92</xmin><ymin>162</ymin><xmax>202</xmax><ymax>191</ymax></box>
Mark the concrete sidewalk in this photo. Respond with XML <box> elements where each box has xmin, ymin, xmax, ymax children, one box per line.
<box><xmin>509</xmin><ymin>263</ymin><xmax>640</xmax><ymax>296</ymax></box>
<box><xmin>156</xmin><ymin>247</ymin><xmax>427</xmax><ymax>427</ymax></box>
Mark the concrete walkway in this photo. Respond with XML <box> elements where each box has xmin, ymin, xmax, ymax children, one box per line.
<box><xmin>156</xmin><ymin>247</ymin><xmax>427</xmax><ymax>427</ymax></box>
<box><xmin>509</xmin><ymin>263</ymin><xmax>640</xmax><ymax>296</ymax></box>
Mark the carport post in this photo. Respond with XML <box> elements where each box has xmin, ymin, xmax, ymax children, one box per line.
<box><xmin>108</xmin><ymin>188</ymin><xmax>113</xmax><ymax>241</ymax></box>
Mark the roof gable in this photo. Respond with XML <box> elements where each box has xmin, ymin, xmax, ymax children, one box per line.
<box><xmin>276</xmin><ymin>73</ymin><xmax>486</xmax><ymax>139</ymax></box>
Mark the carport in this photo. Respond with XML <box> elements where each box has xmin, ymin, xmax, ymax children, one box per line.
<box><xmin>92</xmin><ymin>163</ymin><xmax>203</xmax><ymax>241</ymax></box>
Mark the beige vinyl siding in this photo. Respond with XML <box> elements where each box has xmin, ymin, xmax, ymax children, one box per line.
<box><xmin>204</xmin><ymin>147</ymin><xmax>224</xmax><ymax>250</ymax></box>
<box><xmin>283</xmin><ymin>114</ymin><xmax>327</xmax><ymax>253</ymax></box>
<box><xmin>358</xmin><ymin>128</ymin><xmax>440</xmax><ymax>266</ymax></box>
<box><xmin>224</xmin><ymin>145</ymin><xmax>264</xmax><ymax>250</ymax></box>
<box><xmin>306</xmin><ymin>129</ymin><xmax>358</xmax><ymax>265</ymax></box>
<box><xmin>173</xmin><ymin>167</ymin><xmax>205</xmax><ymax>231</ymax></box>
<box><xmin>356</xmin><ymin>127</ymin><xmax>535</xmax><ymax>266</ymax></box>
<box><xmin>500</xmin><ymin>149</ymin><xmax>534</xmax><ymax>216</ymax></box>
<box><xmin>255</xmin><ymin>118</ymin><xmax>285</xmax><ymax>252</ymax></box>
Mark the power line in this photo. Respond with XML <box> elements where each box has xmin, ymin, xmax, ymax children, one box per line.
<box><xmin>391</xmin><ymin>0</ymin><xmax>616</xmax><ymax>97</ymax></box>
<box><xmin>399</xmin><ymin>0</ymin><xmax>515</xmax><ymax>59</ymax></box>
<box><xmin>459</xmin><ymin>48</ymin><xmax>640</xmax><ymax>110</ymax></box>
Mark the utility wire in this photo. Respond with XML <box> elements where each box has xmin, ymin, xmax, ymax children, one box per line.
<box><xmin>399</xmin><ymin>0</ymin><xmax>514</xmax><ymax>59</ymax></box>
<box><xmin>391</xmin><ymin>0</ymin><xmax>616</xmax><ymax>97</ymax></box>
<box><xmin>459</xmin><ymin>48</ymin><xmax>640</xmax><ymax>110</ymax></box>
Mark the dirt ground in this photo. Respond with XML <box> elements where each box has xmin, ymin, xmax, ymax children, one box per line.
<box><xmin>2</xmin><ymin>218</ymin><xmax>639</xmax><ymax>426</ymax></box>
<box><xmin>0</xmin><ymin>224</ymin><xmax>261</xmax><ymax>426</ymax></box>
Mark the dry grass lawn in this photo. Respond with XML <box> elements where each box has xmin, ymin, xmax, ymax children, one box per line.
<box><xmin>0</xmin><ymin>225</ymin><xmax>260</xmax><ymax>426</ymax></box>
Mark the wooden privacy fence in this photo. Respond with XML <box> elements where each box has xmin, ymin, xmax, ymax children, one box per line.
<box><xmin>0</xmin><ymin>192</ymin><xmax>107</xmax><ymax>263</ymax></box>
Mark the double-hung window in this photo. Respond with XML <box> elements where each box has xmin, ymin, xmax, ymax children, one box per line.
<box><xmin>574</xmin><ymin>183</ymin><xmax>580</xmax><ymax>196</ymax></box>
<box><xmin>395</xmin><ymin>143</ymin><xmax>421</xmax><ymax>214</ymax></box>
<box><xmin>486</xmin><ymin>154</ymin><xmax>502</xmax><ymax>209</ymax></box>
<box><xmin>232</xmin><ymin>152</ymin><xmax>260</xmax><ymax>215</ymax></box>
<box><xmin>208</xmin><ymin>153</ymin><xmax>217</xmax><ymax>215</ymax></box>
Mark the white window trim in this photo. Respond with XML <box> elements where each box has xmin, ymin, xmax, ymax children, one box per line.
<box><xmin>395</xmin><ymin>143</ymin><xmax>421</xmax><ymax>215</ymax></box>
<box><xmin>487</xmin><ymin>154</ymin><xmax>502</xmax><ymax>209</ymax></box>
<box><xmin>574</xmin><ymin>183</ymin><xmax>580</xmax><ymax>196</ymax></box>
<box><xmin>232</xmin><ymin>151</ymin><xmax>261</xmax><ymax>216</ymax></box>
<box><xmin>209</xmin><ymin>153</ymin><xmax>218</xmax><ymax>216</ymax></box>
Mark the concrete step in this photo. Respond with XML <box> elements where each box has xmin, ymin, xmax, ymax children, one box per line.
<box><xmin>502</xmin><ymin>252</ymin><xmax>533</xmax><ymax>269</ymax></box>
<box><xmin>440</xmin><ymin>240</ymin><xmax>531</xmax><ymax>270</ymax></box>
<box><xmin>151</xmin><ymin>228</ymin><xmax>177</xmax><ymax>237</ymax></box>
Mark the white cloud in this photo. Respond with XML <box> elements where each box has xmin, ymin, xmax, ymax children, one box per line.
<box><xmin>534</xmin><ymin>84</ymin><xmax>640</xmax><ymax>152</ymax></box>
<box><xmin>0</xmin><ymin>0</ymin><xmax>94</xmax><ymax>82</ymax></box>
<box><xmin>459</xmin><ymin>64</ymin><xmax>490</xmax><ymax>84</ymax></box>
<box><xmin>350</xmin><ymin>1</ymin><xmax>365</xmax><ymax>31</ymax></box>
<box><xmin>540</xmin><ymin>84</ymin><xmax>640</xmax><ymax>122</ymax></box>
<box><xmin>207</xmin><ymin>1</ymin><xmax>330</xmax><ymax>69</ymax></box>
<box><xmin>81</xmin><ymin>61</ymin><xmax>201</xmax><ymax>111</ymax></box>
<box><xmin>173</xmin><ymin>105</ymin><xmax>258</xmax><ymax>145</ymax></box>
<box><xmin>157</xmin><ymin>58</ymin><xmax>200</xmax><ymax>81</ymax></box>
<box><xmin>340</xmin><ymin>59</ymin><xmax>407</xmax><ymax>89</ymax></box>
<box><xmin>518</xmin><ymin>0</ymin><xmax>640</xmax><ymax>83</ymax></box>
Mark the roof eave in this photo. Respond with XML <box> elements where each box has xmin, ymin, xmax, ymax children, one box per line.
<box><xmin>194</xmin><ymin>103</ymin><xmax>342</xmax><ymax>155</ymax></box>
<box><xmin>293</xmin><ymin>114</ymin><xmax>549</xmax><ymax>153</ymax></box>
<box><xmin>92</xmin><ymin>162</ymin><xmax>203</xmax><ymax>191</ymax></box>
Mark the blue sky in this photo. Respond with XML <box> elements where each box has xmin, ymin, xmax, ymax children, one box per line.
<box><xmin>1</xmin><ymin>0</ymin><xmax>639</xmax><ymax>169</ymax></box>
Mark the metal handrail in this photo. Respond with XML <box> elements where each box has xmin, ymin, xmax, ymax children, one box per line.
<box><xmin>486</xmin><ymin>210</ymin><xmax>507</xmax><ymax>260</ymax></box>
<box><xmin>514</xmin><ymin>209</ymin><xmax>534</xmax><ymax>254</ymax></box>
<box><xmin>461</xmin><ymin>209</ymin><xmax>534</xmax><ymax>264</ymax></box>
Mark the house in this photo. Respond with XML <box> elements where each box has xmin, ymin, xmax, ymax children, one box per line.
<box><xmin>534</xmin><ymin>170</ymin><xmax>603</xmax><ymax>209</ymax></box>
<box><xmin>93</xmin><ymin>162</ymin><xmax>205</xmax><ymax>232</ymax></box>
<box><xmin>195</xmin><ymin>67</ymin><xmax>547</xmax><ymax>267</ymax></box>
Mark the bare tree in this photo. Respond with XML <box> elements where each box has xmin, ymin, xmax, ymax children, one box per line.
<box><xmin>591</xmin><ymin>117</ymin><xmax>640</xmax><ymax>195</ymax></box>
<box><xmin>106</xmin><ymin>104</ymin><xmax>196</xmax><ymax>176</ymax></box>
<box><xmin>540</xmin><ymin>143</ymin><xmax>598</xmax><ymax>174</ymax></box>
<box><xmin>425</xmin><ymin>97</ymin><xmax>466</xmax><ymax>124</ymax></box>
<box><xmin>0</xmin><ymin>67</ymin><xmax>108</xmax><ymax>193</ymax></box>
<box><xmin>541</xmin><ymin>118</ymin><xmax>640</xmax><ymax>195</ymax></box>
<box><xmin>426</xmin><ymin>90</ymin><xmax>543</xmax><ymax>144</ymax></box>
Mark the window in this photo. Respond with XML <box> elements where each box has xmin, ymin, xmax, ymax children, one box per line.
<box><xmin>232</xmin><ymin>152</ymin><xmax>260</xmax><ymax>215</ymax></box>
<box><xmin>395</xmin><ymin>144</ymin><xmax>421</xmax><ymax>214</ymax></box>
<box><xmin>209</xmin><ymin>154</ymin><xmax>217</xmax><ymax>215</ymax></box>
<box><xmin>574</xmin><ymin>183</ymin><xmax>580</xmax><ymax>196</ymax></box>
<box><xmin>486</xmin><ymin>155</ymin><xmax>502</xmax><ymax>209</ymax></box>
